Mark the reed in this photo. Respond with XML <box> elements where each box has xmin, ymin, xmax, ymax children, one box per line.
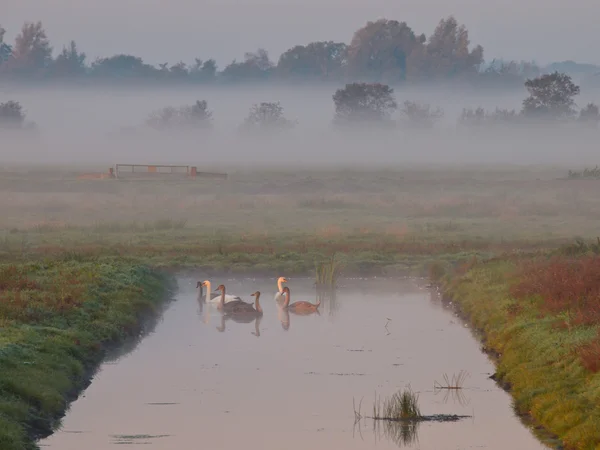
<box><xmin>372</xmin><ymin>387</ymin><xmax>422</xmax><ymax>421</ymax></box>
<box><xmin>315</xmin><ymin>253</ymin><xmax>345</xmax><ymax>288</ymax></box>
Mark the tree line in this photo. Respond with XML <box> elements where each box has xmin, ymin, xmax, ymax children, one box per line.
<box><xmin>0</xmin><ymin>18</ymin><xmax>543</xmax><ymax>86</ymax></box>
<box><xmin>2</xmin><ymin>72</ymin><xmax>598</xmax><ymax>132</ymax></box>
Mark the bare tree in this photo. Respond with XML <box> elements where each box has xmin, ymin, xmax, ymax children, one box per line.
<box><xmin>146</xmin><ymin>100</ymin><xmax>213</xmax><ymax>131</ymax></box>
<box><xmin>401</xmin><ymin>101</ymin><xmax>444</xmax><ymax>128</ymax></box>
<box><xmin>578</xmin><ymin>103</ymin><xmax>600</xmax><ymax>127</ymax></box>
<box><xmin>241</xmin><ymin>102</ymin><xmax>296</xmax><ymax>132</ymax></box>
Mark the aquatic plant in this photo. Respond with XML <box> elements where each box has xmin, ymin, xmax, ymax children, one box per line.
<box><xmin>372</xmin><ymin>386</ymin><xmax>422</xmax><ymax>421</ymax></box>
<box><xmin>315</xmin><ymin>253</ymin><xmax>345</xmax><ymax>288</ymax></box>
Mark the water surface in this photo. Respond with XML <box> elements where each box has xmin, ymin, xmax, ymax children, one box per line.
<box><xmin>40</xmin><ymin>276</ymin><xmax>549</xmax><ymax>449</ymax></box>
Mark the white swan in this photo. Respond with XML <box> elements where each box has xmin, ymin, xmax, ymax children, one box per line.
<box><xmin>198</xmin><ymin>280</ymin><xmax>242</xmax><ymax>304</ymax></box>
<box><xmin>274</xmin><ymin>276</ymin><xmax>288</xmax><ymax>305</ymax></box>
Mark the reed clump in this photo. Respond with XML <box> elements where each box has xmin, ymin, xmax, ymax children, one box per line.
<box><xmin>315</xmin><ymin>253</ymin><xmax>345</xmax><ymax>288</ymax></box>
<box><xmin>373</xmin><ymin>387</ymin><xmax>422</xmax><ymax>421</ymax></box>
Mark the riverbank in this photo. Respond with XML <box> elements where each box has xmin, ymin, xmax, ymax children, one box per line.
<box><xmin>0</xmin><ymin>258</ymin><xmax>173</xmax><ymax>450</ymax></box>
<box><xmin>442</xmin><ymin>255</ymin><xmax>600</xmax><ymax>450</ymax></box>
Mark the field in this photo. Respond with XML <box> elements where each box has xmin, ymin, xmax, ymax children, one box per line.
<box><xmin>1</xmin><ymin>165</ymin><xmax>599</xmax><ymax>268</ymax></box>
<box><xmin>2</xmin><ymin>165</ymin><xmax>600</xmax><ymax>449</ymax></box>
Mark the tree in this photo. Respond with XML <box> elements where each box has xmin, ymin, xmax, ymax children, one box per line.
<box><xmin>0</xmin><ymin>25</ymin><xmax>12</xmax><ymax>66</ymax></box>
<box><xmin>90</xmin><ymin>54</ymin><xmax>158</xmax><ymax>79</ymax></box>
<box><xmin>578</xmin><ymin>103</ymin><xmax>600</xmax><ymax>127</ymax></box>
<box><xmin>346</xmin><ymin>19</ymin><xmax>425</xmax><ymax>82</ymax></box>
<box><xmin>190</xmin><ymin>58</ymin><xmax>217</xmax><ymax>82</ymax></box>
<box><xmin>332</xmin><ymin>82</ymin><xmax>397</xmax><ymax>126</ymax></box>
<box><xmin>277</xmin><ymin>41</ymin><xmax>347</xmax><ymax>80</ymax></box>
<box><xmin>423</xmin><ymin>16</ymin><xmax>483</xmax><ymax>78</ymax></box>
<box><xmin>401</xmin><ymin>101</ymin><xmax>444</xmax><ymax>128</ymax></box>
<box><xmin>0</xmin><ymin>101</ymin><xmax>26</xmax><ymax>128</ymax></box>
<box><xmin>10</xmin><ymin>21</ymin><xmax>53</xmax><ymax>75</ymax></box>
<box><xmin>221</xmin><ymin>49</ymin><xmax>273</xmax><ymax>82</ymax></box>
<box><xmin>146</xmin><ymin>100</ymin><xmax>213</xmax><ymax>131</ymax></box>
<box><xmin>51</xmin><ymin>40</ymin><xmax>86</xmax><ymax>77</ymax></box>
<box><xmin>522</xmin><ymin>72</ymin><xmax>580</xmax><ymax>119</ymax></box>
<box><xmin>241</xmin><ymin>102</ymin><xmax>296</xmax><ymax>132</ymax></box>
<box><xmin>458</xmin><ymin>107</ymin><xmax>519</xmax><ymax>127</ymax></box>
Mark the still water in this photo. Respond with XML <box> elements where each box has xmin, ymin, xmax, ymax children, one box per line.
<box><xmin>39</xmin><ymin>276</ymin><xmax>548</xmax><ymax>449</ymax></box>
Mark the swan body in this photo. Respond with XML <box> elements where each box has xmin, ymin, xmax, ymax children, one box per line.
<box><xmin>281</xmin><ymin>286</ymin><xmax>321</xmax><ymax>313</ymax></box>
<box><xmin>274</xmin><ymin>276</ymin><xmax>289</xmax><ymax>304</ymax></box>
<box><xmin>224</xmin><ymin>291</ymin><xmax>263</xmax><ymax>316</ymax></box>
<box><xmin>199</xmin><ymin>280</ymin><xmax>241</xmax><ymax>304</ymax></box>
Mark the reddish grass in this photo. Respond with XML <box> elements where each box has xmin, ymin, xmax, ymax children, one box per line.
<box><xmin>578</xmin><ymin>332</ymin><xmax>600</xmax><ymax>373</ymax></box>
<box><xmin>510</xmin><ymin>256</ymin><xmax>600</xmax><ymax>372</ymax></box>
<box><xmin>511</xmin><ymin>256</ymin><xmax>600</xmax><ymax>327</ymax></box>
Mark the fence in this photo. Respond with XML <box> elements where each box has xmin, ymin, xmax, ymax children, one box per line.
<box><xmin>113</xmin><ymin>164</ymin><xmax>227</xmax><ymax>180</ymax></box>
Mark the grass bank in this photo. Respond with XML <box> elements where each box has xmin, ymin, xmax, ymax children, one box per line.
<box><xmin>0</xmin><ymin>258</ymin><xmax>173</xmax><ymax>450</ymax></box>
<box><xmin>442</xmin><ymin>255</ymin><xmax>600</xmax><ymax>450</ymax></box>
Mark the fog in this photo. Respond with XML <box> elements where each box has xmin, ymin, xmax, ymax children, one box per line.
<box><xmin>2</xmin><ymin>84</ymin><xmax>600</xmax><ymax>169</ymax></box>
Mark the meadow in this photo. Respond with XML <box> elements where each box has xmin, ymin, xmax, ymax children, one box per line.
<box><xmin>2</xmin><ymin>165</ymin><xmax>600</xmax><ymax>449</ymax></box>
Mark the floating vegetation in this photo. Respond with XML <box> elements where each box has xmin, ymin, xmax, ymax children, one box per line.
<box><xmin>434</xmin><ymin>370</ymin><xmax>470</xmax><ymax>390</ymax></box>
<box><xmin>353</xmin><ymin>386</ymin><xmax>471</xmax><ymax>425</ymax></box>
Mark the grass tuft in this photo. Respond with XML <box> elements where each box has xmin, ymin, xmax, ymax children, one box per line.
<box><xmin>315</xmin><ymin>253</ymin><xmax>345</xmax><ymax>288</ymax></box>
<box><xmin>372</xmin><ymin>387</ymin><xmax>422</xmax><ymax>421</ymax></box>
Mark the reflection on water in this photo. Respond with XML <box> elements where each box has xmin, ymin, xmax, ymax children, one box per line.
<box><xmin>40</xmin><ymin>277</ymin><xmax>550</xmax><ymax>450</ymax></box>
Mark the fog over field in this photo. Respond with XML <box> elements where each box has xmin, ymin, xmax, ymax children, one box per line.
<box><xmin>2</xmin><ymin>84</ymin><xmax>600</xmax><ymax>169</ymax></box>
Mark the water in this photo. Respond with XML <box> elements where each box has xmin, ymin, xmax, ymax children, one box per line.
<box><xmin>39</xmin><ymin>276</ymin><xmax>549</xmax><ymax>449</ymax></box>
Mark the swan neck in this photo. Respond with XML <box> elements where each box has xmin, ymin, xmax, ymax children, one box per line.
<box><xmin>277</xmin><ymin>279</ymin><xmax>283</xmax><ymax>293</ymax></box>
<box><xmin>255</xmin><ymin>295</ymin><xmax>262</xmax><ymax>313</ymax></box>
<box><xmin>205</xmin><ymin>281</ymin><xmax>211</xmax><ymax>301</ymax></box>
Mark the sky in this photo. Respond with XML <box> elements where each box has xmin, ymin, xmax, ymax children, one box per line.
<box><xmin>2</xmin><ymin>0</ymin><xmax>599</xmax><ymax>68</ymax></box>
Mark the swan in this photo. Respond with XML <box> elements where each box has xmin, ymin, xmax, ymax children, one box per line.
<box><xmin>281</xmin><ymin>286</ymin><xmax>321</xmax><ymax>314</ymax></box>
<box><xmin>224</xmin><ymin>291</ymin><xmax>263</xmax><ymax>316</ymax></box>
<box><xmin>274</xmin><ymin>276</ymin><xmax>289</xmax><ymax>304</ymax></box>
<box><xmin>214</xmin><ymin>284</ymin><xmax>251</xmax><ymax>312</ymax></box>
<box><xmin>199</xmin><ymin>280</ymin><xmax>242</xmax><ymax>304</ymax></box>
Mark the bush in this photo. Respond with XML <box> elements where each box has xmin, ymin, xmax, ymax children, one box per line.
<box><xmin>146</xmin><ymin>100</ymin><xmax>212</xmax><ymax>130</ymax></box>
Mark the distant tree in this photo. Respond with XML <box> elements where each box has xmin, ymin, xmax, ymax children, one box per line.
<box><xmin>169</xmin><ymin>61</ymin><xmax>189</xmax><ymax>79</ymax></box>
<box><xmin>332</xmin><ymin>82</ymin><xmax>397</xmax><ymax>127</ymax></box>
<box><xmin>240</xmin><ymin>102</ymin><xmax>296</xmax><ymax>132</ymax></box>
<box><xmin>401</xmin><ymin>101</ymin><xmax>444</xmax><ymax>128</ymax></box>
<box><xmin>0</xmin><ymin>101</ymin><xmax>26</xmax><ymax>128</ymax></box>
<box><xmin>578</xmin><ymin>103</ymin><xmax>600</xmax><ymax>127</ymax></box>
<box><xmin>522</xmin><ymin>72</ymin><xmax>580</xmax><ymax>119</ymax></box>
<box><xmin>221</xmin><ymin>49</ymin><xmax>273</xmax><ymax>82</ymax></box>
<box><xmin>277</xmin><ymin>41</ymin><xmax>347</xmax><ymax>80</ymax></box>
<box><xmin>90</xmin><ymin>54</ymin><xmax>158</xmax><ymax>79</ymax></box>
<box><xmin>146</xmin><ymin>100</ymin><xmax>213</xmax><ymax>130</ymax></box>
<box><xmin>346</xmin><ymin>19</ymin><xmax>425</xmax><ymax>82</ymax></box>
<box><xmin>9</xmin><ymin>21</ymin><xmax>53</xmax><ymax>75</ymax></box>
<box><xmin>458</xmin><ymin>106</ymin><xmax>519</xmax><ymax>127</ymax></box>
<box><xmin>51</xmin><ymin>41</ymin><xmax>86</xmax><ymax>77</ymax></box>
<box><xmin>423</xmin><ymin>16</ymin><xmax>483</xmax><ymax>78</ymax></box>
<box><xmin>190</xmin><ymin>58</ymin><xmax>217</xmax><ymax>82</ymax></box>
<box><xmin>0</xmin><ymin>25</ymin><xmax>12</xmax><ymax>66</ymax></box>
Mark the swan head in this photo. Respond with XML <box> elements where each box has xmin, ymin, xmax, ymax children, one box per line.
<box><xmin>215</xmin><ymin>284</ymin><xmax>225</xmax><ymax>292</ymax></box>
<box><xmin>278</xmin><ymin>277</ymin><xmax>288</xmax><ymax>283</ymax></box>
<box><xmin>251</xmin><ymin>291</ymin><xmax>261</xmax><ymax>298</ymax></box>
<box><xmin>199</xmin><ymin>280</ymin><xmax>210</xmax><ymax>287</ymax></box>
<box><xmin>282</xmin><ymin>286</ymin><xmax>290</xmax><ymax>296</ymax></box>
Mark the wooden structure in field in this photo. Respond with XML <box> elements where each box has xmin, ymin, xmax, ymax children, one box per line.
<box><xmin>113</xmin><ymin>164</ymin><xmax>227</xmax><ymax>180</ymax></box>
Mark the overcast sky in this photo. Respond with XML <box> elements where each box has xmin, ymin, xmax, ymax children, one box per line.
<box><xmin>3</xmin><ymin>0</ymin><xmax>599</xmax><ymax>67</ymax></box>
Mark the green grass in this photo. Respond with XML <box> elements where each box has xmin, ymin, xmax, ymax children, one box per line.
<box><xmin>0</xmin><ymin>259</ymin><xmax>173</xmax><ymax>450</ymax></box>
<box><xmin>443</xmin><ymin>259</ymin><xmax>600</xmax><ymax>450</ymax></box>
